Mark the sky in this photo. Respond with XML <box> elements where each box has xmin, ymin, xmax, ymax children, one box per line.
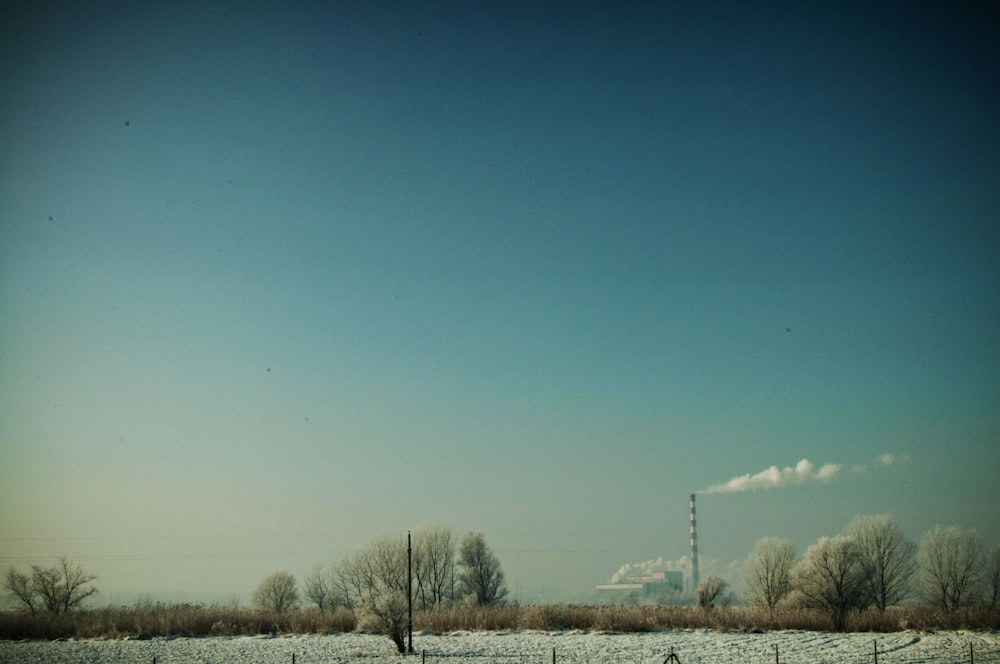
<box><xmin>2</xmin><ymin>1</ymin><xmax>998</xmax><ymax>605</ymax></box>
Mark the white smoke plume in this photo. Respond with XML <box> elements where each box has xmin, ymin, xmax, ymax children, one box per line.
<box><xmin>852</xmin><ymin>452</ymin><xmax>908</xmax><ymax>472</ymax></box>
<box><xmin>700</xmin><ymin>453</ymin><xmax>904</xmax><ymax>494</ymax></box>
<box><xmin>608</xmin><ymin>556</ymin><xmax>732</xmax><ymax>587</ymax></box>
<box><xmin>701</xmin><ymin>458</ymin><xmax>841</xmax><ymax>495</ymax></box>
<box><xmin>610</xmin><ymin>556</ymin><xmax>689</xmax><ymax>584</ymax></box>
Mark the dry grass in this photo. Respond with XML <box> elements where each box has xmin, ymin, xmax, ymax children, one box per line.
<box><xmin>1</xmin><ymin>603</ymin><xmax>996</xmax><ymax>641</ymax></box>
<box><xmin>0</xmin><ymin>604</ymin><xmax>356</xmax><ymax>640</ymax></box>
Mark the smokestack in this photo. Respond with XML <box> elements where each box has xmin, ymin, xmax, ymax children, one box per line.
<box><xmin>689</xmin><ymin>493</ymin><xmax>699</xmax><ymax>592</ymax></box>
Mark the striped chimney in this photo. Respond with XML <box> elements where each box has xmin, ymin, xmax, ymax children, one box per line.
<box><xmin>690</xmin><ymin>493</ymin><xmax>699</xmax><ymax>592</ymax></box>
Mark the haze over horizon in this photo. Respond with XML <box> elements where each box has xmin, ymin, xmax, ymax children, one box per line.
<box><xmin>2</xmin><ymin>1</ymin><xmax>998</xmax><ymax>605</ymax></box>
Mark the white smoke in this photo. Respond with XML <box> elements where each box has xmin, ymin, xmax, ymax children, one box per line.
<box><xmin>700</xmin><ymin>453</ymin><xmax>904</xmax><ymax>494</ymax></box>
<box><xmin>701</xmin><ymin>458</ymin><xmax>841</xmax><ymax>495</ymax></box>
<box><xmin>876</xmin><ymin>453</ymin><xmax>901</xmax><ymax>466</ymax></box>
<box><xmin>609</xmin><ymin>556</ymin><xmax>689</xmax><ymax>584</ymax></box>
<box><xmin>607</xmin><ymin>556</ymin><xmax>736</xmax><ymax>588</ymax></box>
<box><xmin>853</xmin><ymin>452</ymin><xmax>908</xmax><ymax>472</ymax></box>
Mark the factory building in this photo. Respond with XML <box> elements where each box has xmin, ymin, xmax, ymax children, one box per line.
<box><xmin>596</xmin><ymin>494</ymin><xmax>701</xmax><ymax>603</ymax></box>
<box><xmin>596</xmin><ymin>569</ymin><xmax>684</xmax><ymax>602</ymax></box>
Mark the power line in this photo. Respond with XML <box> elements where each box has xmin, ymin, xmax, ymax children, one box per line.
<box><xmin>0</xmin><ymin>550</ymin><xmax>338</xmax><ymax>564</ymax></box>
<box><xmin>0</xmin><ymin>532</ymin><xmax>351</xmax><ymax>542</ymax></box>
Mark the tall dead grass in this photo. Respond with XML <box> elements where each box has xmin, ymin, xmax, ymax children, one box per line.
<box><xmin>0</xmin><ymin>604</ymin><xmax>356</xmax><ymax>640</ymax></box>
<box><xmin>1</xmin><ymin>603</ymin><xmax>996</xmax><ymax>641</ymax></box>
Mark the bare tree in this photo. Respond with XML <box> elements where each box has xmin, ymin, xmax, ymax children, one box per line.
<box><xmin>413</xmin><ymin>525</ymin><xmax>455</xmax><ymax>609</ymax></box>
<box><xmin>793</xmin><ymin>536</ymin><xmax>868</xmax><ymax>631</ymax></box>
<box><xmin>303</xmin><ymin>565</ymin><xmax>336</xmax><ymax>613</ymax></box>
<box><xmin>32</xmin><ymin>565</ymin><xmax>62</xmax><ymax>615</ymax></box>
<box><xmin>27</xmin><ymin>557</ymin><xmax>98</xmax><ymax>615</ymax></box>
<box><xmin>330</xmin><ymin>558</ymin><xmax>358</xmax><ymax>611</ymax></box>
<box><xmin>697</xmin><ymin>576</ymin><xmax>729</xmax><ymax>609</ymax></box>
<box><xmin>253</xmin><ymin>571</ymin><xmax>300</xmax><ymax>614</ymax></box>
<box><xmin>741</xmin><ymin>537</ymin><xmax>796</xmax><ymax>616</ymax></box>
<box><xmin>335</xmin><ymin>535</ymin><xmax>409</xmax><ymax>654</ymax></box>
<box><xmin>4</xmin><ymin>567</ymin><xmax>38</xmax><ymax>615</ymax></box>
<box><xmin>457</xmin><ymin>532</ymin><xmax>508</xmax><ymax>606</ymax></box>
<box><xmin>986</xmin><ymin>545</ymin><xmax>1000</xmax><ymax>610</ymax></box>
<box><xmin>918</xmin><ymin>525</ymin><xmax>986</xmax><ymax>612</ymax></box>
<box><xmin>846</xmin><ymin>514</ymin><xmax>916</xmax><ymax>610</ymax></box>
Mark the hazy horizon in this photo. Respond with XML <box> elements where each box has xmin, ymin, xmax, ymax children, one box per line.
<box><xmin>2</xmin><ymin>1</ymin><xmax>998</xmax><ymax>606</ymax></box>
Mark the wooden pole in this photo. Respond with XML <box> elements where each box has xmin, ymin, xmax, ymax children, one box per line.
<box><xmin>874</xmin><ymin>639</ymin><xmax>877</xmax><ymax>664</ymax></box>
<box><xmin>970</xmin><ymin>642</ymin><xmax>974</xmax><ymax>664</ymax></box>
<box><xmin>774</xmin><ymin>643</ymin><xmax>778</xmax><ymax>663</ymax></box>
<box><xmin>408</xmin><ymin>531</ymin><xmax>413</xmax><ymax>654</ymax></box>
<box><xmin>552</xmin><ymin>646</ymin><xmax>556</xmax><ymax>663</ymax></box>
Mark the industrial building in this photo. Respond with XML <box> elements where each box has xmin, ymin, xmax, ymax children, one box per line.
<box><xmin>596</xmin><ymin>494</ymin><xmax>700</xmax><ymax>603</ymax></box>
<box><xmin>596</xmin><ymin>569</ymin><xmax>684</xmax><ymax>601</ymax></box>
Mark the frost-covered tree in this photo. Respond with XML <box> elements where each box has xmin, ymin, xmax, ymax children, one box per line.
<box><xmin>741</xmin><ymin>537</ymin><xmax>796</xmax><ymax>616</ymax></box>
<box><xmin>335</xmin><ymin>535</ymin><xmax>410</xmax><ymax>653</ymax></box>
<box><xmin>845</xmin><ymin>514</ymin><xmax>915</xmax><ymax>610</ymax></box>
<box><xmin>357</xmin><ymin>586</ymin><xmax>409</xmax><ymax>653</ymax></box>
<box><xmin>253</xmin><ymin>571</ymin><xmax>299</xmax><ymax>614</ymax></box>
<box><xmin>918</xmin><ymin>525</ymin><xmax>986</xmax><ymax>612</ymax></box>
<box><xmin>303</xmin><ymin>565</ymin><xmax>336</xmax><ymax>613</ymax></box>
<box><xmin>793</xmin><ymin>536</ymin><xmax>868</xmax><ymax>631</ymax></box>
<box><xmin>697</xmin><ymin>576</ymin><xmax>729</xmax><ymax>609</ymax></box>
<box><xmin>413</xmin><ymin>525</ymin><xmax>455</xmax><ymax>609</ymax></box>
<box><xmin>457</xmin><ymin>532</ymin><xmax>508</xmax><ymax>606</ymax></box>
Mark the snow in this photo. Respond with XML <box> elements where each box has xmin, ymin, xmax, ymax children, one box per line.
<box><xmin>1</xmin><ymin>629</ymin><xmax>998</xmax><ymax>663</ymax></box>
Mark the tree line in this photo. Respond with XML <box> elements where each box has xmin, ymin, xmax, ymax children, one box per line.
<box><xmin>251</xmin><ymin>527</ymin><xmax>506</xmax><ymax>652</ymax></box>
<box><xmin>5</xmin><ymin>518</ymin><xmax>998</xmax><ymax>642</ymax></box>
<box><xmin>4</xmin><ymin>527</ymin><xmax>506</xmax><ymax>652</ymax></box>
<box><xmin>734</xmin><ymin>515</ymin><xmax>1000</xmax><ymax>631</ymax></box>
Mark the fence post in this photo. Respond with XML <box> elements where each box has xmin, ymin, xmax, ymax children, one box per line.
<box><xmin>552</xmin><ymin>646</ymin><xmax>556</xmax><ymax>663</ymax></box>
<box><xmin>774</xmin><ymin>643</ymin><xmax>778</xmax><ymax>663</ymax></box>
<box><xmin>292</xmin><ymin>653</ymin><xmax>295</xmax><ymax>664</ymax></box>
<box><xmin>874</xmin><ymin>639</ymin><xmax>877</xmax><ymax>664</ymax></box>
<box><xmin>970</xmin><ymin>642</ymin><xmax>974</xmax><ymax>664</ymax></box>
<box><xmin>422</xmin><ymin>648</ymin><xmax>426</xmax><ymax>663</ymax></box>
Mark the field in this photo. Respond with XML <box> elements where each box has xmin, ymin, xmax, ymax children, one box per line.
<box><xmin>2</xmin><ymin>605</ymin><xmax>998</xmax><ymax>663</ymax></box>
<box><xmin>2</xmin><ymin>629</ymin><xmax>1000</xmax><ymax>663</ymax></box>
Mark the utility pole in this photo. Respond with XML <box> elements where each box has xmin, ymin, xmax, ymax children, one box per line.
<box><xmin>407</xmin><ymin>531</ymin><xmax>414</xmax><ymax>654</ymax></box>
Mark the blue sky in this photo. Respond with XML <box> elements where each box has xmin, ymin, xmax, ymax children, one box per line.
<box><xmin>2</xmin><ymin>1</ymin><xmax>998</xmax><ymax>604</ymax></box>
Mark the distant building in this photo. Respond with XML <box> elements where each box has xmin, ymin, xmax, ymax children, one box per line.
<box><xmin>596</xmin><ymin>570</ymin><xmax>684</xmax><ymax>603</ymax></box>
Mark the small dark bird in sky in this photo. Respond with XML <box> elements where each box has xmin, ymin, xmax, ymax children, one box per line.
<box><xmin>266</xmin><ymin>367</ymin><xmax>271</xmax><ymax>373</ymax></box>
<box><xmin>786</xmin><ymin>327</ymin><xmax>792</xmax><ymax>333</ymax></box>
<box><xmin>125</xmin><ymin>120</ymin><xmax>130</xmax><ymax>126</ymax></box>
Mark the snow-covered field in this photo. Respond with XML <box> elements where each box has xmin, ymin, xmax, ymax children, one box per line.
<box><xmin>1</xmin><ymin>629</ymin><xmax>998</xmax><ymax>664</ymax></box>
